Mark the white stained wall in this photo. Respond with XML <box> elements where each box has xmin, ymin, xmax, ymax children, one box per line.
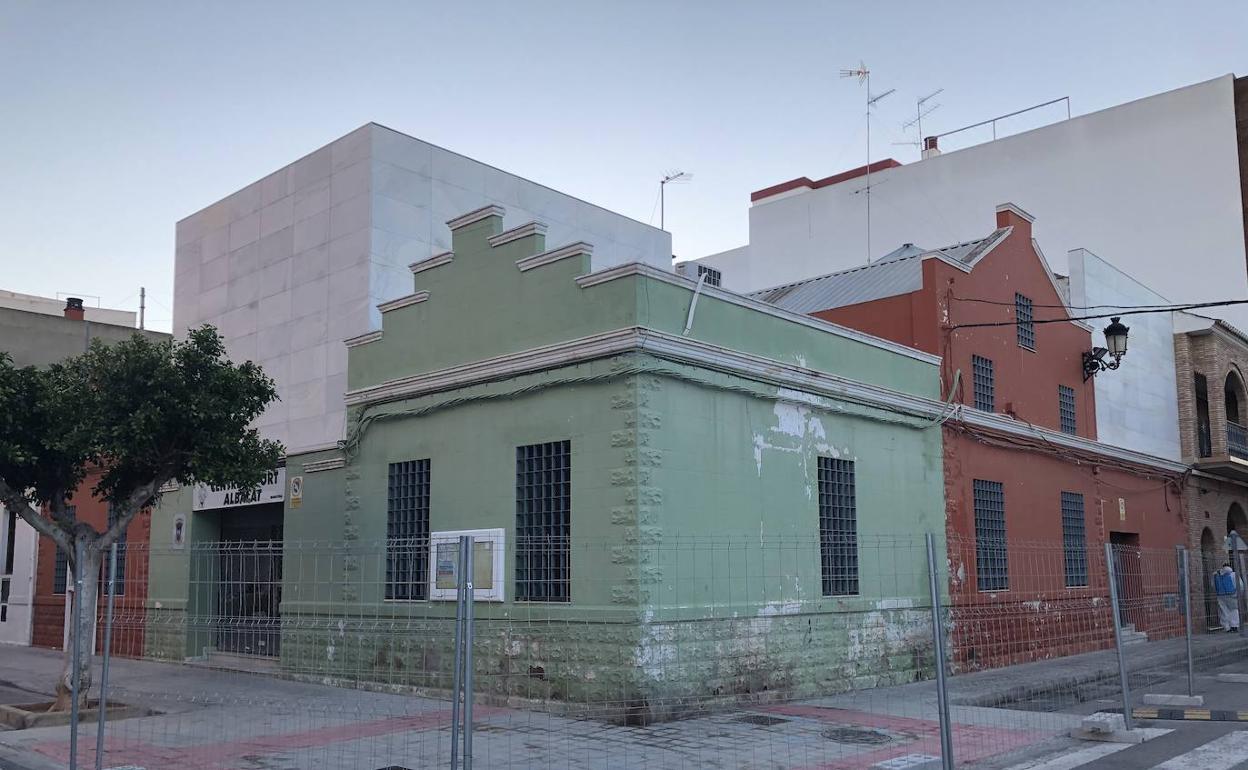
<box><xmin>174</xmin><ymin>124</ymin><xmax>672</xmax><ymax>455</ymax></box>
<box><xmin>1068</xmin><ymin>249</ymin><xmax>1181</xmax><ymax>461</ymax></box>
<box><xmin>0</xmin><ymin>506</ymin><xmax>38</xmax><ymax>646</ymax></box>
<box><xmin>696</xmin><ymin>75</ymin><xmax>1246</xmax><ymax>328</ymax></box>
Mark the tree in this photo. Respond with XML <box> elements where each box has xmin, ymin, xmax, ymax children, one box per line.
<box><xmin>0</xmin><ymin>326</ymin><xmax>282</xmax><ymax>710</ymax></box>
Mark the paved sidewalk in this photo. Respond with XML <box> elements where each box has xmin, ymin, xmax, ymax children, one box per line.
<box><xmin>0</xmin><ymin>634</ymin><xmax>1243</xmax><ymax>770</ymax></box>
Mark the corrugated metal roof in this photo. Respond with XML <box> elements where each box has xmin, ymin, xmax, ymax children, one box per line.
<box><xmin>750</xmin><ymin>229</ymin><xmax>1010</xmax><ymax>314</ymax></box>
<box><xmin>750</xmin><ymin>256</ymin><xmax>925</xmax><ymax>314</ymax></box>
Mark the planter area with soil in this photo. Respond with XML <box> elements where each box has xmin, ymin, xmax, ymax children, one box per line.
<box><xmin>0</xmin><ymin>700</ymin><xmax>154</xmax><ymax>730</ymax></box>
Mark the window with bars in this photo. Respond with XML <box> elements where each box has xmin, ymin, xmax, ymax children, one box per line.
<box><xmin>818</xmin><ymin>457</ymin><xmax>858</xmax><ymax>596</ymax></box>
<box><xmin>53</xmin><ymin>505</ymin><xmax>77</xmax><ymax>595</ymax></box>
<box><xmin>973</xmin><ymin>481</ymin><xmax>1008</xmax><ymax>591</ymax></box>
<box><xmin>1061</xmin><ymin>491</ymin><xmax>1088</xmax><ymax>587</ymax></box>
<box><xmin>1015</xmin><ymin>293</ymin><xmax>1035</xmax><ymax>350</ymax></box>
<box><xmin>697</xmin><ymin>265</ymin><xmax>722</xmax><ymax>288</ymax></box>
<box><xmin>972</xmin><ymin>355</ymin><xmax>995</xmax><ymax>412</ymax></box>
<box><xmin>1059</xmin><ymin>385</ymin><xmax>1077</xmax><ymax>435</ymax></box>
<box><xmin>102</xmin><ymin>504</ymin><xmax>127</xmax><ymax>596</ymax></box>
<box><xmin>386</xmin><ymin>459</ymin><xmax>431</xmax><ymax>600</ymax></box>
<box><xmin>516</xmin><ymin>440</ymin><xmax>571</xmax><ymax>602</ymax></box>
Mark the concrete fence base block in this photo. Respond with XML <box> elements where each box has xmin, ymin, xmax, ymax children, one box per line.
<box><xmin>1143</xmin><ymin>693</ymin><xmax>1205</xmax><ymax>706</ymax></box>
<box><xmin>1071</xmin><ymin>713</ymin><xmax>1152</xmax><ymax>744</ymax></box>
<box><xmin>1216</xmin><ymin>673</ymin><xmax>1248</xmax><ymax>684</ymax></box>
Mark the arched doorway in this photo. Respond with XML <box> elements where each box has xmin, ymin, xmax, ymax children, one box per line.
<box><xmin>1228</xmin><ymin>503</ymin><xmax>1247</xmax><ymax>539</ymax></box>
<box><xmin>1202</xmin><ymin>527</ymin><xmax>1220</xmax><ymax>630</ymax></box>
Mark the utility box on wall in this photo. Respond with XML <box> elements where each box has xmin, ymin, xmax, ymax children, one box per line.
<box><xmin>430</xmin><ymin>528</ymin><xmax>505</xmax><ymax>602</ymax></box>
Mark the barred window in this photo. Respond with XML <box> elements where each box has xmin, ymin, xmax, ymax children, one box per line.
<box><xmin>818</xmin><ymin>457</ymin><xmax>858</xmax><ymax>596</ymax></box>
<box><xmin>53</xmin><ymin>505</ymin><xmax>77</xmax><ymax>595</ymax></box>
<box><xmin>973</xmin><ymin>481</ymin><xmax>1008</xmax><ymax>591</ymax></box>
<box><xmin>102</xmin><ymin>504</ymin><xmax>128</xmax><ymax>596</ymax></box>
<box><xmin>1059</xmin><ymin>385</ymin><xmax>1077</xmax><ymax>435</ymax></box>
<box><xmin>386</xmin><ymin>459</ymin><xmax>431</xmax><ymax>600</ymax></box>
<box><xmin>972</xmin><ymin>355</ymin><xmax>995</xmax><ymax>412</ymax></box>
<box><xmin>1015</xmin><ymin>293</ymin><xmax>1035</xmax><ymax>350</ymax></box>
<box><xmin>696</xmin><ymin>265</ymin><xmax>722</xmax><ymax>288</ymax></box>
<box><xmin>1061</xmin><ymin>491</ymin><xmax>1088</xmax><ymax>587</ymax></box>
<box><xmin>516</xmin><ymin>440</ymin><xmax>571</xmax><ymax>602</ymax></box>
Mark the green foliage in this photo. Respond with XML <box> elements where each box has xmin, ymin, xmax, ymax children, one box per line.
<box><xmin>0</xmin><ymin>325</ymin><xmax>282</xmax><ymax>520</ymax></box>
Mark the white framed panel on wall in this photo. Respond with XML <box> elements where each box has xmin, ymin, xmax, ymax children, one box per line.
<box><xmin>429</xmin><ymin>528</ymin><xmax>505</xmax><ymax>602</ymax></box>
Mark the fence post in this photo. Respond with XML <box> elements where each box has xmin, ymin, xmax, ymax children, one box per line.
<box><xmin>463</xmin><ymin>536</ymin><xmax>475</xmax><ymax>770</ymax></box>
<box><xmin>95</xmin><ymin>543</ymin><xmax>118</xmax><ymax>770</ymax></box>
<box><xmin>1237</xmin><ymin>545</ymin><xmax>1248</xmax><ymax>638</ymax></box>
<box><xmin>1104</xmin><ymin>542</ymin><xmax>1135</xmax><ymax>730</ymax></box>
<box><xmin>1178</xmin><ymin>547</ymin><xmax>1194</xmax><ymax>698</ymax></box>
<box><xmin>69</xmin><ymin>539</ymin><xmax>84</xmax><ymax>770</ymax></box>
<box><xmin>925</xmin><ymin>533</ymin><xmax>954</xmax><ymax>770</ymax></box>
<box><xmin>450</xmin><ymin>536</ymin><xmax>467</xmax><ymax>768</ymax></box>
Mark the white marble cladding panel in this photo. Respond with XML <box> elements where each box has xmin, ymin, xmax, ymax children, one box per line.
<box><xmin>175</xmin><ymin>123</ymin><xmax>670</xmax><ymax>453</ymax></box>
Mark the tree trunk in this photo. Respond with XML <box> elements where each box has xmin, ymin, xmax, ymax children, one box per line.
<box><xmin>49</xmin><ymin>540</ymin><xmax>101</xmax><ymax>712</ymax></box>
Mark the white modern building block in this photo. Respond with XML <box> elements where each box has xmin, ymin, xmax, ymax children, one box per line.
<box><xmin>175</xmin><ymin>124</ymin><xmax>672</xmax><ymax>455</ymax></box>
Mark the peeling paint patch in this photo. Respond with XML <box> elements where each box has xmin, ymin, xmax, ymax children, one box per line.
<box><xmin>875</xmin><ymin>598</ymin><xmax>916</xmax><ymax>610</ymax></box>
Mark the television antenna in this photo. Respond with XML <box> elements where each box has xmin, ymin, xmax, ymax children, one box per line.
<box><xmin>840</xmin><ymin>62</ymin><xmax>894</xmax><ymax>263</ymax></box>
<box><xmin>899</xmin><ymin>89</ymin><xmax>944</xmax><ymax>150</ymax></box>
<box><xmin>659</xmin><ymin>170</ymin><xmax>693</xmax><ymax>231</ymax></box>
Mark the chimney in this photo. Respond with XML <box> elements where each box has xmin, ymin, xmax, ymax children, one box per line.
<box><xmin>994</xmin><ymin>202</ymin><xmax>1035</xmax><ymax>239</ymax></box>
<box><xmin>922</xmin><ymin>136</ymin><xmax>941</xmax><ymax>159</ymax></box>
<box><xmin>63</xmin><ymin>297</ymin><xmax>85</xmax><ymax>321</ymax></box>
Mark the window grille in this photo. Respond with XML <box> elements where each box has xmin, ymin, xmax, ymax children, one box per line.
<box><xmin>516</xmin><ymin>440</ymin><xmax>571</xmax><ymax>602</ymax></box>
<box><xmin>973</xmin><ymin>481</ymin><xmax>1008</xmax><ymax>591</ymax></box>
<box><xmin>973</xmin><ymin>355</ymin><xmax>995</xmax><ymax>412</ymax></box>
<box><xmin>1059</xmin><ymin>385</ymin><xmax>1077</xmax><ymax>435</ymax></box>
<box><xmin>1016</xmin><ymin>293</ymin><xmax>1035</xmax><ymax>349</ymax></box>
<box><xmin>53</xmin><ymin>505</ymin><xmax>77</xmax><ymax>595</ymax></box>
<box><xmin>1061</xmin><ymin>491</ymin><xmax>1088</xmax><ymax>587</ymax></box>
<box><xmin>818</xmin><ymin>457</ymin><xmax>858</xmax><ymax>596</ymax></box>
<box><xmin>386</xmin><ymin>459</ymin><xmax>431</xmax><ymax>600</ymax></box>
<box><xmin>697</xmin><ymin>265</ymin><xmax>722</xmax><ymax>287</ymax></box>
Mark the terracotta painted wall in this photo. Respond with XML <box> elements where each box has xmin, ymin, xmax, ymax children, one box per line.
<box><xmin>31</xmin><ymin>470</ymin><xmax>149</xmax><ymax>657</ymax></box>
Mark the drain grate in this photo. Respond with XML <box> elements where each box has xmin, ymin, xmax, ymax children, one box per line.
<box><xmin>822</xmin><ymin>726</ymin><xmax>892</xmax><ymax>745</ymax></box>
<box><xmin>735</xmin><ymin>714</ymin><xmax>791</xmax><ymax>726</ymax></box>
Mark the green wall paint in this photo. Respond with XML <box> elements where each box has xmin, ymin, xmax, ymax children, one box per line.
<box><xmin>146</xmin><ymin>207</ymin><xmax>946</xmax><ymax>720</ymax></box>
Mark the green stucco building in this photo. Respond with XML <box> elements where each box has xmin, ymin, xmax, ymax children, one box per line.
<box><xmin>147</xmin><ymin>203</ymin><xmax>947</xmax><ymax>720</ymax></box>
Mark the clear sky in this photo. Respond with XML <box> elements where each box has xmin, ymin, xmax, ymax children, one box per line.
<box><xmin>2</xmin><ymin>0</ymin><xmax>1246</xmax><ymax>331</ymax></box>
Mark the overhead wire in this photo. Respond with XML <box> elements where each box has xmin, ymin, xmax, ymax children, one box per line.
<box><xmin>949</xmin><ymin>299</ymin><xmax>1248</xmax><ymax>331</ymax></box>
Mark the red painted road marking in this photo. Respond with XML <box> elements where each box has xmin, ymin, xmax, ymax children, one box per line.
<box><xmin>30</xmin><ymin>707</ymin><xmax>506</xmax><ymax>769</ymax></box>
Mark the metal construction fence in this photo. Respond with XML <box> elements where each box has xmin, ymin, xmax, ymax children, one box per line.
<box><xmin>13</xmin><ymin>532</ymin><xmax>1248</xmax><ymax>770</ymax></box>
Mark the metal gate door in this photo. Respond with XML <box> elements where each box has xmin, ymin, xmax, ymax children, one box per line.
<box><xmin>216</xmin><ymin>539</ymin><xmax>282</xmax><ymax>657</ymax></box>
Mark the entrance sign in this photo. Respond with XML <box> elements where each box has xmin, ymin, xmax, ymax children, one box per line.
<box><xmin>193</xmin><ymin>468</ymin><xmax>286</xmax><ymax>511</ymax></box>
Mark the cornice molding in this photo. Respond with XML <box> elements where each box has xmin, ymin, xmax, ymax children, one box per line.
<box><xmin>377</xmin><ymin>291</ymin><xmax>430</xmax><ymax>314</ymax></box>
<box><xmin>409</xmin><ymin>251</ymin><xmax>453</xmax><ymax>274</ymax></box>
<box><xmin>517</xmin><ymin>242</ymin><xmax>594</xmax><ymax>272</ymax></box>
<box><xmin>488</xmin><ymin>221</ymin><xmax>547</xmax><ymax>248</ymax></box>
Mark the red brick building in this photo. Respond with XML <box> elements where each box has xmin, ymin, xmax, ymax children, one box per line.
<box><xmin>31</xmin><ymin>467</ymin><xmax>150</xmax><ymax>657</ymax></box>
<box><xmin>754</xmin><ymin>203</ymin><xmax>1188</xmax><ymax>669</ymax></box>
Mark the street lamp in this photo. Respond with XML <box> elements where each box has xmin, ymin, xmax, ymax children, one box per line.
<box><xmin>1082</xmin><ymin>316</ymin><xmax>1130</xmax><ymax>381</ymax></box>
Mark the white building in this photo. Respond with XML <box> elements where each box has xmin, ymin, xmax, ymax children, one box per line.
<box><xmin>174</xmin><ymin>123</ymin><xmax>672</xmax><ymax>455</ymax></box>
<box><xmin>693</xmin><ymin>75</ymin><xmax>1247</xmax><ymax>330</ymax></box>
<box><xmin>0</xmin><ymin>289</ymin><xmax>136</xmax><ymax>327</ymax></box>
<box><xmin>1068</xmin><ymin>248</ymin><xmax>1181</xmax><ymax>461</ymax></box>
<box><xmin>0</xmin><ymin>503</ymin><xmax>37</xmax><ymax>646</ymax></box>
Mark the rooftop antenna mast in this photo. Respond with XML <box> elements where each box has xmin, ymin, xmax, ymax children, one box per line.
<box><xmin>902</xmin><ymin>88</ymin><xmax>944</xmax><ymax>150</ymax></box>
<box><xmin>659</xmin><ymin>170</ymin><xmax>692</xmax><ymax>232</ymax></box>
<box><xmin>840</xmin><ymin>62</ymin><xmax>893</xmax><ymax>263</ymax></box>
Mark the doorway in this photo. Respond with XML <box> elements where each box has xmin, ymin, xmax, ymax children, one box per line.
<box><xmin>1202</xmin><ymin>527</ymin><xmax>1221</xmax><ymax>630</ymax></box>
<box><xmin>215</xmin><ymin>505</ymin><xmax>282</xmax><ymax>658</ymax></box>
<box><xmin>1109</xmin><ymin>532</ymin><xmax>1141</xmax><ymax>627</ymax></box>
